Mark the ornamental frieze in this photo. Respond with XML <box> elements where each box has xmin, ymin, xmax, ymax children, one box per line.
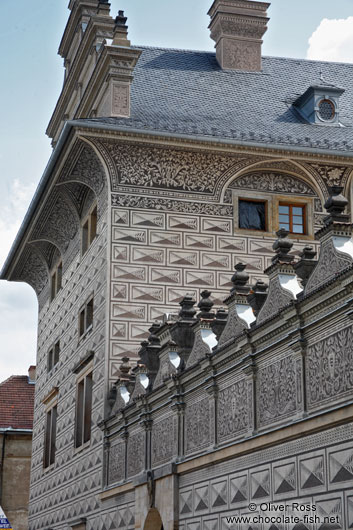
<box><xmin>109</xmin><ymin>442</ymin><xmax>125</xmax><ymax>484</ymax></box>
<box><xmin>185</xmin><ymin>398</ymin><xmax>210</xmax><ymax>454</ymax></box>
<box><xmin>307</xmin><ymin>326</ymin><xmax>353</xmax><ymax>409</ymax></box>
<box><xmin>127</xmin><ymin>431</ymin><xmax>145</xmax><ymax>478</ymax></box>
<box><xmin>100</xmin><ymin>141</ymin><xmax>240</xmax><ymax>192</ymax></box>
<box><xmin>257</xmin><ymin>356</ymin><xmax>297</xmax><ymax>427</ymax></box>
<box><xmin>111</xmin><ymin>194</ymin><xmax>233</xmax><ymax>216</ymax></box>
<box><xmin>151</xmin><ymin>416</ymin><xmax>177</xmax><ymax>467</ymax></box>
<box><xmin>218</xmin><ymin>379</ymin><xmax>250</xmax><ymax>442</ymax></box>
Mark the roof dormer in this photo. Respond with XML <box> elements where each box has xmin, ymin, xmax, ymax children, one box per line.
<box><xmin>293</xmin><ymin>81</ymin><xmax>345</xmax><ymax>127</ymax></box>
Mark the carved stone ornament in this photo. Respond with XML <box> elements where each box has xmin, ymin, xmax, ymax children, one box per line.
<box><xmin>218</xmin><ymin>302</ymin><xmax>247</xmax><ymax>347</ymax></box>
<box><xmin>130</xmin><ymin>366</ymin><xmax>149</xmax><ymax>401</ymax></box>
<box><xmin>307</xmin><ymin>326</ymin><xmax>353</xmax><ymax>409</ymax></box>
<box><xmin>111</xmin><ymin>194</ymin><xmax>233</xmax><ymax>216</ymax></box>
<box><xmin>310</xmin><ymin>164</ymin><xmax>347</xmax><ymax>188</ymax></box>
<box><xmin>127</xmin><ymin>431</ymin><xmax>145</xmax><ymax>478</ymax></box>
<box><xmin>305</xmin><ymin>238</ymin><xmax>353</xmax><ymax>295</ymax></box>
<box><xmin>218</xmin><ymin>379</ymin><xmax>250</xmax><ymax>442</ymax></box>
<box><xmin>258</xmin><ymin>356</ymin><xmax>297</xmax><ymax>427</ymax></box>
<box><xmin>151</xmin><ymin>416</ymin><xmax>177</xmax><ymax>467</ymax></box>
<box><xmin>101</xmin><ymin>141</ymin><xmax>238</xmax><ymax>192</ymax></box>
<box><xmin>186</xmin><ymin>322</ymin><xmax>216</xmax><ymax>369</ymax></box>
<box><xmin>256</xmin><ymin>275</ymin><xmax>294</xmax><ymax>325</ymax></box>
<box><xmin>229</xmin><ymin>172</ymin><xmax>316</xmax><ymax>195</ymax></box>
<box><xmin>222</xmin><ymin>39</ymin><xmax>261</xmax><ymax>71</ymax></box>
<box><xmin>108</xmin><ymin>442</ymin><xmax>125</xmax><ymax>484</ymax></box>
<box><xmin>185</xmin><ymin>398</ymin><xmax>210</xmax><ymax>454</ymax></box>
<box><xmin>153</xmin><ymin>355</ymin><xmax>177</xmax><ymax>389</ymax></box>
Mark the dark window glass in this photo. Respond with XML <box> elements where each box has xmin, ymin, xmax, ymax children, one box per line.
<box><xmin>44</xmin><ymin>405</ymin><xmax>57</xmax><ymax>468</ymax></box>
<box><xmin>48</xmin><ymin>341</ymin><xmax>60</xmax><ymax>372</ymax></box>
<box><xmin>75</xmin><ymin>373</ymin><xmax>93</xmax><ymax>448</ymax></box>
<box><xmin>239</xmin><ymin>200</ymin><xmax>266</xmax><ymax>231</ymax></box>
<box><xmin>318</xmin><ymin>99</ymin><xmax>335</xmax><ymax>121</ymax></box>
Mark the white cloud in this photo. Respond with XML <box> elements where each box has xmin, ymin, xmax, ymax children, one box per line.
<box><xmin>307</xmin><ymin>17</ymin><xmax>353</xmax><ymax>63</ymax></box>
<box><xmin>0</xmin><ymin>179</ymin><xmax>38</xmax><ymax>382</ymax></box>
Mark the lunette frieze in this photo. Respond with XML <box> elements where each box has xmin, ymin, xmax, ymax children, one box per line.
<box><xmin>228</xmin><ymin>172</ymin><xmax>316</xmax><ymax>195</ymax></box>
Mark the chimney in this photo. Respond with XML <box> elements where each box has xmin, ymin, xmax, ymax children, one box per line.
<box><xmin>28</xmin><ymin>365</ymin><xmax>36</xmax><ymax>384</ymax></box>
<box><xmin>208</xmin><ymin>0</ymin><xmax>270</xmax><ymax>71</ymax></box>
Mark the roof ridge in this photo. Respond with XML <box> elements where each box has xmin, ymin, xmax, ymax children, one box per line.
<box><xmin>133</xmin><ymin>44</ymin><xmax>215</xmax><ymax>55</ymax></box>
<box><xmin>133</xmin><ymin>45</ymin><xmax>353</xmax><ymax>68</ymax></box>
<box><xmin>0</xmin><ymin>375</ymin><xmax>29</xmax><ymax>386</ymax></box>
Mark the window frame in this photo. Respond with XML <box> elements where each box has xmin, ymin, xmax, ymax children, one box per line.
<box><xmin>233</xmin><ymin>189</ymin><xmax>315</xmax><ymax>240</ymax></box>
<box><xmin>74</xmin><ymin>363</ymin><xmax>93</xmax><ymax>451</ymax></box>
<box><xmin>50</xmin><ymin>260</ymin><xmax>62</xmax><ymax>301</ymax></box>
<box><xmin>238</xmin><ymin>197</ymin><xmax>268</xmax><ymax>232</ymax></box>
<box><xmin>78</xmin><ymin>296</ymin><xmax>94</xmax><ymax>339</ymax></box>
<box><xmin>278</xmin><ymin>201</ymin><xmax>307</xmax><ymax>235</ymax></box>
<box><xmin>47</xmin><ymin>340</ymin><xmax>60</xmax><ymax>372</ymax></box>
<box><xmin>81</xmin><ymin>203</ymin><xmax>97</xmax><ymax>256</ymax></box>
<box><xmin>42</xmin><ymin>388</ymin><xmax>59</xmax><ymax>470</ymax></box>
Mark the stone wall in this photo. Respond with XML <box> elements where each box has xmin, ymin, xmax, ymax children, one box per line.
<box><xmin>0</xmin><ymin>433</ymin><xmax>32</xmax><ymax>530</ymax></box>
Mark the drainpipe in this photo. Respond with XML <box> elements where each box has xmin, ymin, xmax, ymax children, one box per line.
<box><xmin>0</xmin><ymin>430</ymin><xmax>7</xmax><ymax>505</ymax></box>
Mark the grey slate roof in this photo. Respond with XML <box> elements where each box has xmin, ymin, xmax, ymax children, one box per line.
<box><xmin>82</xmin><ymin>46</ymin><xmax>353</xmax><ymax>152</ymax></box>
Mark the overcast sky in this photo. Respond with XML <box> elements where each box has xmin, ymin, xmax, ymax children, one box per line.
<box><xmin>1</xmin><ymin>0</ymin><xmax>353</xmax><ymax>381</ymax></box>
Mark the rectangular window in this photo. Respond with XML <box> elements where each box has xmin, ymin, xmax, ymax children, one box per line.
<box><xmin>81</xmin><ymin>204</ymin><xmax>97</xmax><ymax>255</ymax></box>
<box><xmin>75</xmin><ymin>372</ymin><xmax>93</xmax><ymax>448</ymax></box>
<box><xmin>79</xmin><ymin>297</ymin><xmax>94</xmax><ymax>338</ymax></box>
<box><xmin>50</xmin><ymin>261</ymin><xmax>62</xmax><ymax>301</ymax></box>
<box><xmin>239</xmin><ymin>199</ymin><xmax>267</xmax><ymax>231</ymax></box>
<box><xmin>47</xmin><ymin>341</ymin><xmax>60</xmax><ymax>372</ymax></box>
<box><xmin>279</xmin><ymin>203</ymin><xmax>306</xmax><ymax>234</ymax></box>
<box><xmin>44</xmin><ymin>405</ymin><xmax>57</xmax><ymax>468</ymax></box>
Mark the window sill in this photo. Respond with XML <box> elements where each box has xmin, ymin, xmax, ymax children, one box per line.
<box><xmin>43</xmin><ymin>463</ymin><xmax>55</xmax><ymax>474</ymax></box>
<box><xmin>74</xmin><ymin>440</ymin><xmax>91</xmax><ymax>455</ymax></box>
<box><xmin>234</xmin><ymin>227</ymin><xmax>314</xmax><ymax>240</ymax></box>
<box><xmin>78</xmin><ymin>325</ymin><xmax>93</xmax><ymax>343</ymax></box>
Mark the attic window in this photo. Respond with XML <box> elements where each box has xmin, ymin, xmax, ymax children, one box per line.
<box><xmin>318</xmin><ymin>99</ymin><xmax>335</xmax><ymax>121</ymax></box>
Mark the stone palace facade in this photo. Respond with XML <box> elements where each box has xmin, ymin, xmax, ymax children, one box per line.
<box><xmin>2</xmin><ymin>0</ymin><xmax>353</xmax><ymax>529</ymax></box>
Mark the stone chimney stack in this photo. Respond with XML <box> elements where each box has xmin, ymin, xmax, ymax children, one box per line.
<box><xmin>28</xmin><ymin>365</ymin><xmax>36</xmax><ymax>383</ymax></box>
<box><xmin>208</xmin><ymin>0</ymin><xmax>270</xmax><ymax>71</ymax></box>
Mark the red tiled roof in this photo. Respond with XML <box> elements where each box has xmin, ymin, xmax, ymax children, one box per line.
<box><xmin>0</xmin><ymin>375</ymin><xmax>35</xmax><ymax>430</ymax></box>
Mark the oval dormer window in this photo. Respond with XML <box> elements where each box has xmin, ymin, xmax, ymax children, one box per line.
<box><xmin>318</xmin><ymin>99</ymin><xmax>335</xmax><ymax>121</ymax></box>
